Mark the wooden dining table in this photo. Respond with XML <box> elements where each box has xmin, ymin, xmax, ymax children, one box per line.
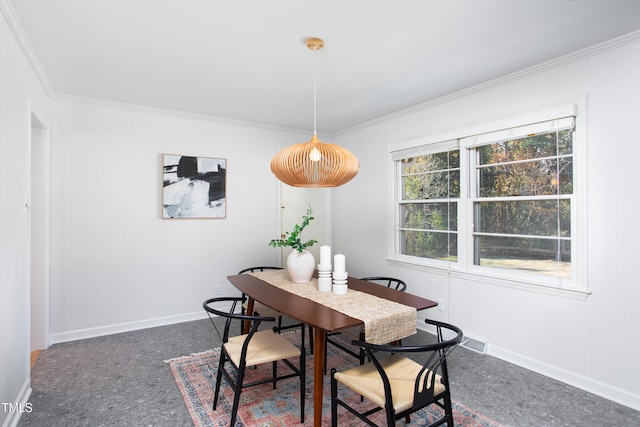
<box><xmin>227</xmin><ymin>272</ymin><xmax>438</xmax><ymax>427</ymax></box>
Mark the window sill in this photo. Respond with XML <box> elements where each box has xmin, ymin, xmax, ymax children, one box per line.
<box><xmin>386</xmin><ymin>258</ymin><xmax>591</xmax><ymax>300</ymax></box>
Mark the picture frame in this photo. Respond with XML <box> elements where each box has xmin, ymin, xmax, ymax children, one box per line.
<box><xmin>162</xmin><ymin>154</ymin><xmax>227</xmax><ymax>219</ymax></box>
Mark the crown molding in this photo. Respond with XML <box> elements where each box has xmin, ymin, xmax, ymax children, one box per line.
<box><xmin>52</xmin><ymin>93</ymin><xmax>315</xmax><ymax>136</ymax></box>
<box><xmin>334</xmin><ymin>29</ymin><xmax>640</xmax><ymax>137</ymax></box>
<box><xmin>1</xmin><ymin>0</ymin><xmax>311</xmax><ymax>136</ymax></box>
<box><xmin>0</xmin><ymin>0</ymin><xmax>53</xmax><ymax>95</ymax></box>
<box><xmin>4</xmin><ymin>0</ymin><xmax>639</xmax><ymax>139</ymax></box>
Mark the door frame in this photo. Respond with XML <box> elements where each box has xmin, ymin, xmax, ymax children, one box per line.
<box><xmin>278</xmin><ymin>182</ymin><xmax>332</xmax><ymax>265</ymax></box>
<box><xmin>27</xmin><ymin>98</ymin><xmax>51</xmax><ymax>352</ymax></box>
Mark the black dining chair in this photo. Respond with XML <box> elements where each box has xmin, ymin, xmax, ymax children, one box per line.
<box><xmin>330</xmin><ymin>319</ymin><xmax>463</xmax><ymax>427</ymax></box>
<box><xmin>238</xmin><ymin>266</ymin><xmax>284</xmax><ymax>320</ymax></box>
<box><xmin>326</xmin><ymin>277</ymin><xmax>407</xmax><ymax>366</ymax></box>
<box><xmin>203</xmin><ymin>297</ymin><xmax>306</xmax><ymax>426</ymax></box>
<box><xmin>238</xmin><ymin>266</ymin><xmax>314</xmax><ymax>351</ymax></box>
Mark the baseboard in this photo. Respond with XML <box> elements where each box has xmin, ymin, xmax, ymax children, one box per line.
<box><xmin>489</xmin><ymin>344</ymin><xmax>640</xmax><ymax>411</ymax></box>
<box><xmin>49</xmin><ymin>311</ymin><xmax>208</xmax><ymax>344</ymax></box>
<box><xmin>415</xmin><ymin>323</ymin><xmax>640</xmax><ymax>411</ymax></box>
<box><xmin>1</xmin><ymin>379</ymin><xmax>31</xmax><ymax>427</ymax></box>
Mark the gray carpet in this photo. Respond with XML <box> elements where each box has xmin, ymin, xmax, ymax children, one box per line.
<box><xmin>19</xmin><ymin>318</ymin><xmax>640</xmax><ymax>426</ymax></box>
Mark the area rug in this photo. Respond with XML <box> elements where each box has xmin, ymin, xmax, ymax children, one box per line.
<box><xmin>167</xmin><ymin>332</ymin><xmax>503</xmax><ymax>426</ymax></box>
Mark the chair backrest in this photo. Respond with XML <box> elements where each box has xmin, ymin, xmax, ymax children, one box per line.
<box><xmin>360</xmin><ymin>276</ymin><xmax>407</xmax><ymax>292</ymax></box>
<box><xmin>353</xmin><ymin>319</ymin><xmax>462</xmax><ymax>410</ymax></box>
<box><xmin>203</xmin><ymin>297</ymin><xmax>276</xmax><ymax>343</ymax></box>
<box><xmin>238</xmin><ymin>266</ymin><xmax>283</xmax><ymax>274</ymax></box>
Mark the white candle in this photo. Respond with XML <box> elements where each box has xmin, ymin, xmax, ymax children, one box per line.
<box><xmin>334</xmin><ymin>253</ymin><xmax>345</xmax><ymax>274</ymax></box>
<box><xmin>320</xmin><ymin>245</ymin><xmax>331</xmax><ymax>267</ymax></box>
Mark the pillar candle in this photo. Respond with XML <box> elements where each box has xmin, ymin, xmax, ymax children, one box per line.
<box><xmin>334</xmin><ymin>253</ymin><xmax>345</xmax><ymax>274</ymax></box>
<box><xmin>320</xmin><ymin>245</ymin><xmax>331</xmax><ymax>267</ymax></box>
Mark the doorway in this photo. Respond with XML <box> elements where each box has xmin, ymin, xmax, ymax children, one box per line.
<box><xmin>29</xmin><ymin>105</ymin><xmax>50</xmax><ymax>358</ymax></box>
<box><xmin>279</xmin><ymin>185</ymin><xmax>331</xmax><ymax>264</ymax></box>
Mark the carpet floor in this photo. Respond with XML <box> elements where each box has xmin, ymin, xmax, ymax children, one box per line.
<box><xmin>167</xmin><ymin>331</ymin><xmax>503</xmax><ymax>426</ymax></box>
<box><xmin>18</xmin><ymin>318</ymin><xmax>640</xmax><ymax>426</ymax></box>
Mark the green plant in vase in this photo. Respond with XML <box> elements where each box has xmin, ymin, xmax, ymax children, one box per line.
<box><xmin>268</xmin><ymin>205</ymin><xmax>318</xmax><ymax>252</ymax></box>
<box><xmin>269</xmin><ymin>205</ymin><xmax>318</xmax><ymax>283</ymax></box>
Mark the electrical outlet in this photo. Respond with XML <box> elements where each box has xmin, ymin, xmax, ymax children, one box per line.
<box><xmin>437</xmin><ymin>299</ymin><xmax>444</xmax><ymax>312</ymax></box>
<box><xmin>215</xmin><ymin>285</ymin><xmax>222</xmax><ymax>296</ymax></box>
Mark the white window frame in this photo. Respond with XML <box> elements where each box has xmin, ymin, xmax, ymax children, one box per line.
<box><xmin>392</xmin><ymin>139</ymin><xmax>460</xmax><ymax>271</ymax></box>
<box><xmin>389</xmin><ymin>103</ymin><xmax>589</xmax><ymax>295</ymax></box>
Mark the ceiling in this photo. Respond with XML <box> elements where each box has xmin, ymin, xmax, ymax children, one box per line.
<box><xmin>8</xmin><ymin>0</ymin><xmax>640</xmax><ymax>133</ymax></box>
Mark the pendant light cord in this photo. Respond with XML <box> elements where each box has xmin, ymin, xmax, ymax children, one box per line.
<box><xmin>313</xmin><ymin>47</ymin><xmax>318</xmax><ymax>135</ymax></box>
<box><xmin>269</xmin><ymin>37</ymin><xmax>359</xmax><ymax>187</ymax></box>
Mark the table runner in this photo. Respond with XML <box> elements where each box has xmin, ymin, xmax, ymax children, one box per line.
<box><xmin>249</xmin><ymin>270</ymin><xmax>416</xmax><ymax>344</ymax></box>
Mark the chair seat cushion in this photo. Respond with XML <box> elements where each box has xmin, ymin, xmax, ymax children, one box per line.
<box><xmin>334</xmin><ymin>354</ymin><xmax>445</xmax><ymax>413</ymax></box>
<box><xmin>224</xmin><ymin>329</ymin><xmax>300</xmax><ymax>367</ymax></box>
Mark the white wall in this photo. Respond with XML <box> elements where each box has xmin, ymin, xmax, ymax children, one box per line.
<box><xmin>47</xmin><ymin>100</ymin><xmax>317</xmax><ymax>341</ymax></box>
<box><xmin>2</xmin><ymin>4</ymin><xmax>326</xmax><ymax>421</ymax></box>
<box><xmin>0</xmin><ymin>6</ymin><xmax>50</xmax><ymax>426</ymax></box>
<box><xmin>333</xmin><ymin>34</ymin><xmax>640</xmax><ymax>409</ymax></box>
<box><xmin>4</xmin><ymin>0</ymin><xmax>640</xmax><ymax>418</ymax></box>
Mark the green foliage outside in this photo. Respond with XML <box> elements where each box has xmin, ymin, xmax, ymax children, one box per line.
<box><xmin>400</xmin><ymin>129</ymin><xmax>573</xmax><ymax>270</ymax></box>
<box><xmin>401</xmin><ymin>150</ymin><xmax>459</xmax><ymax>260</ymax></box>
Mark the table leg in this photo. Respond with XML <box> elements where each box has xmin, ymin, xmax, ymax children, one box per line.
<box><xmin>243</xmin><ymin>298</ymin><xmax>255</xmax><ymax>334</ymax></box>
<box><xmin>313</xmin><ymin>327</ymin><xmax>327</xmax><ymax>427</ymax></box>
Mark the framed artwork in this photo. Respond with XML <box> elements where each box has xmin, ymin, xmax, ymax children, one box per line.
<box><xmin>162</xmin><ymin>154</ymin><xmax>227</xmax><ymax>219</ymax></box>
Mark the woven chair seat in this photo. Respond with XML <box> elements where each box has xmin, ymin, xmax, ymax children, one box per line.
<box><xmin>334</xmin><ymin>353</ymin><xmax>445</xmax><ymax>414</ymax></box>
<box><xmin>204</xmin><ymin>296</ymin><xmax>306</xmax><ymax>426</ymax></box>
<box><xmin>225</xmin><ymin>329</ymin><xmax>300</xmax><ymax>367</ymax></box>
<box><xmin>331</xmin><ymin>319</ymin><xmax>462</xmax><ymax>426</ymax></box>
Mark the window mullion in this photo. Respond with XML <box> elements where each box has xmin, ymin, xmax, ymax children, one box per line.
<box><xmin>472</xmin><ymin>194</ymin><xmax>572</xmax><ymax>203</ymax></box>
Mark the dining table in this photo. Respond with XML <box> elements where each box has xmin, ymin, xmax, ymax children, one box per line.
<box><xmin>227</xmin><ymin>270</ymin><xmax>438</xmax><ymax>427</ymax></box>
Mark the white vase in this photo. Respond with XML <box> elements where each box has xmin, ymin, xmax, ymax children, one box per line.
<box><xmin>286</xmin><ymin>249</ymin><xmax>316</xmax><ymax>283</ymax></box>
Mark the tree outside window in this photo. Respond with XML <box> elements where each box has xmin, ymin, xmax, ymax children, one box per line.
<box><xmin>399</xmin><ymin>150</ymin><xmax>459</xmax><ymax>261</ymax></box>
<box><xmin>472</xmin><ymin>129</ymin><xmax>573</xmax><ymax>278</ymax></box>
<box><xmin>394</xmin><ymin>110</ymin><xmax>578</xmax><ymax>286</ymax></box>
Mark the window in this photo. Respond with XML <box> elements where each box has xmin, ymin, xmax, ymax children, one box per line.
<box><xmin>391</xmin><ymin>105</ymin><xmax>586</xmax><ymax>291</ymax></box>
<box><xmin>398</xmin><ymin>146</ymin><xmax>460</xmax><ymax>262</ymax></box>
<box><xmin>468</xmin><ymin>122</ymin><xmax>573</xmax><ymax>279</ymax></box>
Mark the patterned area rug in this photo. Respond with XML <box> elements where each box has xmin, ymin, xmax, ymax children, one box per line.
<box><xmin>167</xmin><ymin>331</ymin><xmax>503</xmax><ymax>426</ymax></box>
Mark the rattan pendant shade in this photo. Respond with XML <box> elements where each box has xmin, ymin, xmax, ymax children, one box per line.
<box><xmin>270</xmin><ymin>133</ymin><xmax>359</xmax><ymax>188</ymax></box>
<box><xmin>270</xmin><ymin>37</ymin><xmax>359</xmax><ymax>188</ymax></box>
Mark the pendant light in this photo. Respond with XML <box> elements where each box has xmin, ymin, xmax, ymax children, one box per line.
<box><xmin>270</xmin><ymin>38</ymin><xmax>359</xmax><ymax>188</ymax></box>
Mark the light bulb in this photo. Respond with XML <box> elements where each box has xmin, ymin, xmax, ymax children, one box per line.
<box><xmin>309</xmin><ymin>147</ymin><xmax>321</xmax><ymax>162</ymax></box>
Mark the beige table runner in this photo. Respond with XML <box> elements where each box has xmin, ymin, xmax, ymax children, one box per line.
<box><xmin>250</xmin><ymin>270</ymin><xmax>416</xmax><ymax>344</ymax></box>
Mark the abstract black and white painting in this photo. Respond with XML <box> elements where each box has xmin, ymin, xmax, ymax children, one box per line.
<box><xmin>162</xmin><ymin>154</ymin><xmax>227</xmax><ymax>219</ymax></box>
